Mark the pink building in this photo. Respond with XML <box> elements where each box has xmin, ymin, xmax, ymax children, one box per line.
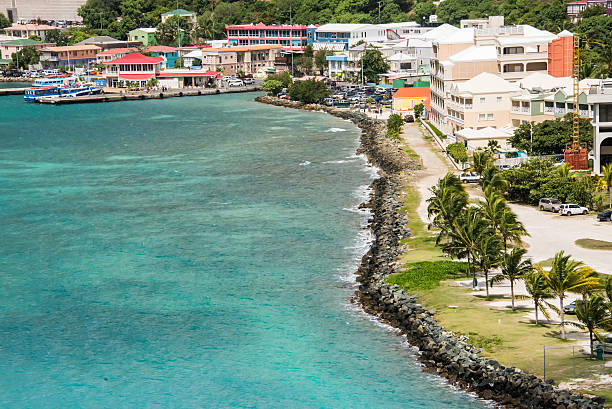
<box><xmin>226</xmin><ymin>23</ymin><xmax>308</xmax><ymax>52</ymax></box>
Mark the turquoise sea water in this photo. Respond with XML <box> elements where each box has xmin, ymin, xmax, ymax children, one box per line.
<box><xmin>0</xmin><ymin>81</ymin><xmax>30</xmax><ymax>89</ymax></box>
<box><xmin>0</xmin><ymin>94</ymin><xmax>486</xmax><ymax>408</ymax></box>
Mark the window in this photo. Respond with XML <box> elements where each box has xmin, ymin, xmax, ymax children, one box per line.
<box><xmin>480</xmin><ymin>97</ymin><xmax>485</xmax><ymax>104</ymax></box>
<box><xmin>478</xmin><ymin>113</ymin><xmax>486</xmax><ymax>120</ymax></box>
<box><xmin>487</xmin><ymin>114</ymin><xmax>494</xmax><ymax>120</ymax></box>
<box><xmin>497</xmin><ymin>97</ymin><xmax>502</xmax><ymax>104</ymax></box>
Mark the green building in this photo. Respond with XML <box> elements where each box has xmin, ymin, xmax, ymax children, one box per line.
<box><xmin>128</xmin><ymin>28</ymin><xmax>158</xmax><ymax>46</ymax></box>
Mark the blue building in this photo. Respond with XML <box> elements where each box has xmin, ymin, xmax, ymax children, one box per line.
<box><xmin>146</xmin><ymin>46</ymin><xmax>179</xmax><ymax>68</ymax></box>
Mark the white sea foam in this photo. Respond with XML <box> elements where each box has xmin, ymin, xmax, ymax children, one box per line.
<box><xmin>299</xmin><ymin>161</ymin><xmax>311</xmax><ymax>166</ymax></box>
<box><xmin>325</xmin><ymin>127</ymin><xmax>347</xmax><ymax>133</ymax></box>
<box><xmin>323</xmin><ymin>159</ymin><xmax>356</xmax><ymax>164</ymax></box>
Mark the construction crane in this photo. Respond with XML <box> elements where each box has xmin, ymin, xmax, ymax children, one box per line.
<box><xmin>564</xmin><ymin>35</ymin><xmax>589</xmax><ymax>170</ymax></box>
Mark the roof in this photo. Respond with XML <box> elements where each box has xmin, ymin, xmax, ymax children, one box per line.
<box><xmin>183</xmin><ymin>50</ymin><xmax>202</xmax><ymax>58</ymax></box>
<box><xmin>145</xmin><ymin>46</ymin><xmax>177</xmax><ymax>53</ymax></box>
<box><xmin>421</xmin><ymin>23</ymin><xmax>461</xmax><ymax>41</ymax></box>
<box><xmin>389</xmin><ymin>53</ymin><xmax>416</xmax><ymax>62</ymax></box>
<box><xmin>131</xmin><ymin>27</ymin><xmax>157</xmax><ymax>33</ymax></box>
<box><xmin>104</xmin><ymin>52</ymin><xmax>165</xmax><ymax>65</ymax></box>
<box><xmin>393</xmin><ymin>87</ymin><xmax>430</xmax><ymax>99</ymax></box>
<box><xmin>316</xmin><ymin>23</ymin><xmax>371</xmax><ymax>32</ymax></box>
<box><xmin>76</xmin><ymin>36</ymin><xmax>120</xmax><ymax>45</ymax></box>
<box><xmin>4</xmin><ymin>24</ymin><xmax>56</xmax><ymax>31</ymax></box>
<box><xmin>225</xmin><ymin>22</ymin><xmax>307</xmax><ymax>30</ymax></box>
<box><xmin>44</xmin><ymin>45</ymin><xmax>101</xmax><ymax>52</ymax></box>
<box><xmin>449</xmin><ymin>45</ymin><xmax>496</xmax><ymax>62</ymax></box>
<box><xmin>567</xmin><ymin>0</ymin><xmax>587</xmax><ymax>4</ymax></box>
<box><xmin>157</xmin><ymin>70</ymin><xmax>218</xmax><ymax>77</ymax></box>
<box><xmin>118</xmin><ymin>73</ymin><xmax>154</xmax><ymax>80</ymax></box>
<box><xmin>162</xmin><ymin>8</ymin><xmax>195</xmax><ymax>16</ymax></box>
<box><xmin>456</xmin><ymin>127</ymin><xmax>513</xmax><ymax>140</ymax></box>
<box><xmin>1</xmin><ymin>38</ymin><xmax>43</xmax><ymax>46</ymax></box>
<box><xmin>519</xmin><ymin>72</ymin><xmax>572</xmax><ymax>92</ymax></box>
<box><xmin>202</xmin><ymin>44</ymin><xmax>283</xmax><ymax>53</ymax></box>
<box><xmin>453</xmin><ymin>72</ymin><xmax>521</xmax><ymax>94</ymax></box>
<box><xmin>558</xmin><ymin>30</ymin><xmax>573</xmax><ymax>37</ymax></box>
<box><xmin>97</xmin><ymin>47</ymin><xmax>138</xmax><ymax>56</ymax></box>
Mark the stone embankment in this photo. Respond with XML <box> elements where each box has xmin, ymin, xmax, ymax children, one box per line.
<box><xmin>255</xmin><ymin>96</ymin><xmax>604</xmax><ymax>409</ymax></box>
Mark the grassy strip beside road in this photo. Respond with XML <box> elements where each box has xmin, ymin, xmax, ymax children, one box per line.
<box><xmin>576</xmin><ymin>238</ymin><xmax>612</xmax><ymax>250</ymax></box>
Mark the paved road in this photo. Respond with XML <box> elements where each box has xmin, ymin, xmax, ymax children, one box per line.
<box><xmin>402</xmin><ymin>123</ymin><xmax>612</xmax><ymax>275</ymax></box>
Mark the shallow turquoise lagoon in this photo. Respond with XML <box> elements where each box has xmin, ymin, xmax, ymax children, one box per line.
<box><xmin>0</xmin><ymin>94</ymin><xmax>486</xmax><ymax>408</ymax></box>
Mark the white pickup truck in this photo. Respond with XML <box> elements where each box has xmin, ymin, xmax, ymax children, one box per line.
<box><xmin>459</xmin><ymin>172</ymin><xmax>481</xmax><ymax>184</ymax></box>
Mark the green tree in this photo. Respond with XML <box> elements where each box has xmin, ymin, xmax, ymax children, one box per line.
<box><xmin>9</xmin><ymin>46</ymin><xmax>41</xmax><ymax>69</ymax></box>
<box><xmin>572</xmin><ymin>295</ymin><xmax>612</xmax><ymax>357</ymax></box>
<box><xmin>487</xmin><ymin>139</ymin><xmax>501</xmax><ymax>154</ymax></box>
<box><xmin>474</xmin><ymin>226</ymin><xmax>503</xmax><ymax>298</ymax></box>
<box><xmin>509</xmin><ymin>115</ymin><xmax>593</xmax><ymax>155</ymax></box>
<box><xmin>446</xmin><ymin>142</ymin><xmax>468</xmax><ymax>164</ymax></box>
<box><xmin>524</xmin><ymin>271</ymin><xmax>556</xmax><ymax>325</ymax></box>
<box><xmin>288</xmin><ymin>79</ymin><xmax>330</xmax><ymax>103</ymax></box>
<box><xmin>45</xmin><ymin>29</ymin><xmax>69</xmax><ymax>46</ymax></box>
<box><xmin>414</xmin><ymin>102</ymin><xmax>424</xmax><ymax>119</ymax></box>
<box><xmin>359</xmin><ymin>47</ymin><xmax>389</xmax><ymax>83</ymax></box>
<box><xmin>157</xmin><ymin>15</ymin><xmax>190</xmax><ymax>46</ymax></box>
<box><xmin>536</xmin><ymin>251</ymin><xmax>601</xmax><ymax>339</ymax></box>
<box><xmin>470</xmin><ymin>151</ymin><xmax>493</xmax><ymax>176</ymax></box>
<box><xmin>28</xmin><ymin>34</ymin><xmax>42</xmax><ymax>42</ymax></box>
<box><xmin>411</xmin><ymin>2</ymin><xmax>436</xmax><ymax>24</ymax></box>
<box><xmin>580</xmin><ymin>5</ymin><xmax>607</xmax><ymax>19</ymax></box>
<box><xmin>491</xmin><ymin>248</ymin><xmax>533</xmax><ymax>311</ymax></box>
<box><xmin>314</xmin><ymin>48</ymin><xmax>331</xmax><ymax>75</ymax></box>
<box><xmin>263</xmin><ymin>79</ymin><xmax>284</xmax><ymax>96</ymax></box>
<box><xmin>481</xmin><ymin>166</ymin><xmax>509</xmax><ymax>192</ymax></box>
<box><xmin>0</xmin><ymin>12</ymin><xmax>10</xmax><ymax>29</ymax></box>
<box><xmin>427</xmin><ymin>173</ymin><xmax>468</xmax><ymax>244</ymax></box>
<box><xmin>498</xmin><ymin>207</ymin><xmax>527</xmax><ymax>253</ymax></box>
<box><xmin>600</xmin><ymin>163</ymin><xmax>612</xmax><ymax>208</ymax></box>
<box><xmin>387</xmin><ymin>113</ymin><xmax>403</xmax><ymax>132</ymax></box>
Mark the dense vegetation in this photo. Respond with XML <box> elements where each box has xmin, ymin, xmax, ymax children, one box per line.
<box><xmin>446</xmin><ymin>142</ymin><xmax>468</xmax><ymax>164</ymax></box>
<box><xmin>509</xmin><ymin>114</ymin><xmax>593</xmax><ymax>155</ymax></box>
<box><xmin>386</xmin><ymin>113</ymin><xmax>403</xmax><ymax>139</ymax></box>
<box><xmin>387</xmin><ymin>260</ymin><xmax>469</xmax><ymax>290</ymax></box>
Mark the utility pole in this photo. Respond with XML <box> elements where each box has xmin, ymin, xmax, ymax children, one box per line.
<box><xmin>176</xmin><ymin>0</ymin><xmax>181</xmax><ymax>49</ymax></box>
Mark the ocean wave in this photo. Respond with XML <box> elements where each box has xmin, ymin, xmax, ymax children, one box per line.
<box><xmin>325</xmin><ymin>127</ymin><xmax>348</xmax><ymax>133</ymax></box>
<box><xmin>323</xmin><ymin>159</ymin><xmax>357</xmax><ymax>164</ymax></box>
<box><xmin>299</xmin><ymin>161</ymin><xmax>311</xmax><ymax>166</ymax></box>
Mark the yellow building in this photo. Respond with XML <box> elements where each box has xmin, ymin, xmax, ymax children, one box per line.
<box><xmin>392</xmin><ymin>87</ymin><xmax>430</xmax><ymax>115</ymax></box>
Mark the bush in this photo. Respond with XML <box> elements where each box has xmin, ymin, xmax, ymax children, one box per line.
<box><xmin>387</xmin><ymin>261</ymin><xmax>469</xmax><ymax>291</ymax></box>
<box><xmin>414</xmin><ymin>103</ymin><xmax>424</xmax><ymax>119</ymax></box>
<box><xmin>426</xmin><ymin>121</ymin><xmax>445</xmax><ymax>139</ymax></box>
<box><xmin>386</xmin><ymin>128</ymin><xmax>401</xmax><ymax>140</ymax></box>
<box><xmin>288</xmin><ymin>79</ymin><xmax>330</xmax><ymax>103</ymax></box>
<box><xmin>446</xmin><ymin>142</ymin><xmax>468</xmax><ymax>163</ymax></box>
<box><xmin>387</xmin><ymin>113</ymin><xmax>403</xmax><ymax>133</ymax></box>
<box><xmin>262</xmin><ymin>79</ymin><xmax>283</xmax><ymax>96</ymax></box>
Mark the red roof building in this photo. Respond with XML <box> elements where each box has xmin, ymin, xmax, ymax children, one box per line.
<box><xmin>392</xmin><ymin>87</ymin><xmax>431</xmax><ymax>116</ymax></box>
<box><xmin>96</xmin><ymin>47</ymin><xmax>138</xmax><ymax>64</ymax></box>
<box><xmin>104</xmin><ymin>53</ymin><xmax>164</xmax><ymax>87</ymax></box>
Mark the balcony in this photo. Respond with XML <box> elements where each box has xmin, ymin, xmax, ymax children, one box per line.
<box><xmin>555</xmin><ymin>108</ymin><xmax>566</xmax><ymax>115</ymax></box>
<box><xmin>579</xmin><ymin>109</ymin><xmax>592</xmax><ymax>117</ymax></box>
<box><xmin>544</xmin><ymin>106</ymin><xmax>554</xmax><ymax>113</ymax></box>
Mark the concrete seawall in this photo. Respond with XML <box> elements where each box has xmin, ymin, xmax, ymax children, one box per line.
<box><xmin>255</xmin><ymin>95</ymin><xmax>605</xmax><ymax>409</ymax></box>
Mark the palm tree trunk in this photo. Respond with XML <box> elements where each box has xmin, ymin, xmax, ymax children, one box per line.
<box><xmin>510</xmin><ymin>279</ymin><xmax>515</xmax><ymax>311</ymax></box>
<box><xmin>589</xmin><ymin>330</ymin><xmax>594</xmax><ymax>358</ymax></box>
<box><xmin>468</xmin><ymin>253</ymin><xmax>474</xmax><ymax>288</ymax></box>
<box><xmin>534</xmin><ymin>300</ymin><xmax>539</xmax><ymax>325</ymax></box>
<box><xmin>560</xmin><ymin>297</ymin><xmax>566</xmax><ymax>339</ymax></box>
<box><xmin>485</xmin><ymin>269</ymin><xmax>490</xmax><ymax>298</ymax></box>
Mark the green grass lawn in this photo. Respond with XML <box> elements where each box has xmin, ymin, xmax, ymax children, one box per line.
<box><xmin>575</xmin><ymin>238</ymin><xmax>612</xmax><ymax>250</ymax></box>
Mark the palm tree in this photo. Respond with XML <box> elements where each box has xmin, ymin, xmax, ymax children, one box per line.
<box><xmin>498</xmin><ymin>208</ymin><xmax>528</xmax><ymax>253</ymax></box>
<box><xmin>601</xmin><ymin>163</ymin><xmax>612</xmax><ymax>209</ymax></box>
<box><xmin>480</xmin><ymin>187</ymin><xmax>506</xmax><ymax>233</ymax></box>
<box><xmin>524</xmin><ymin>271</ymin><xmax>557</xmax><ymax>325</ymax></box>
<box><xmin>535</xmin><ymin>251</ymin><xmax>601</xmax><ymax>339</ymax></box>
<box><xmin>491</xmin><ymin>248</ymin><xmax>533</xmax><ymax>310</ymax></box>
<box><xmin>557</xmin><ymin>162</ymin><xmax>572</xmax><ymax>178</ymax></box>
<box><xmin>572</xmin><ymin>295</ymin><xmax>612</xmax><ymax>357</ymax></box>
<box><xmin>427</xmin><ymin>173</ymin><xmax>467</xmax><ymax>244</ymax></box>
<box><xmin>481</xmin><ymin>165</ymin><xmax>509</xmax><ymax>192</ymax></box>
<box><xmin>474</xmin><ymin>232</ymin><xmax>503</xmax><ymax>298</ymax></box>
<box><xmin>470</xmin><ymin>151</ymin><xmax>493</xmax><ymax>176</ymax></box>
<box><xmin>487</xmin><ymin>140</ymin><xmax>501</xmax><ymax>154</ymax></box>
<box><xmin>443</xmin><ymin>207</ymin><xmax>489</xmax><ymax>289</ymax></box>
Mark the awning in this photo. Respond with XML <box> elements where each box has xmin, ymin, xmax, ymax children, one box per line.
<box><xmin>157</xmin><ymin>71</ymin><xmax>218</xmax><ymax>77</ymax></box>
<box><xmin>119</xmin><ymin>73</ymin><xmax>154</xmax><ymax>81</ymax></box>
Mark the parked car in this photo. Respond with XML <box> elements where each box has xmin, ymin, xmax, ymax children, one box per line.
<box><xmin>563</xmin><ymin>301</ymin><xmax>577</xmax><ymax>315</ymax></box>
<box><xmin>404</xmin><ymin>115</ymin><xmax>414</xmax><ymax>123</ymax></box>
<box><xmin>243</xmin><ymin>78</ymin><xmax>255</xmax><ymax>84</ymax></box>
<box><xmin>228</xmin><ymin>79</ymin><xmax>244</xmax><ymax>87</ymax></box>
<box><xmin>539</xmin><ymin>198</ymin><xmax>562</xmax><ymax>212</ymax></box>
<box><xmin>597</xmin><ymin>210</ymin><xmax>612</xmax><ymax>222</ymax></box>
<box><xmin>559</xmin><ymin>203</ymin><xmax>588</xmax><ymax>216</ymax></box>
<box><xmin>594</xmin><ymin>334</ymin><xmax>612</xmax><ymax>354</ymax></box>
<box><xmin>459</xmin><ymin>172</ymin><xmax>481</xmax><ymax>183</ymax></box>
<box><xmin>496</xmin><ymin>164</ymin><xmax>511</xmax><ymax>171</ymax></box>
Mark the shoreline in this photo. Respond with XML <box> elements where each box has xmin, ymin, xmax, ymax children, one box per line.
<box><xmin>255</xmin><ymin>95</ymin><xmax>605</xmax><ymax>409</ymax></box>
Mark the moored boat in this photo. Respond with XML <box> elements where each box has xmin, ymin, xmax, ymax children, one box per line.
<box><xmin>24</xmin><ymin>76</ymin><xmax>78</xmax><ymax>102</ymax></box>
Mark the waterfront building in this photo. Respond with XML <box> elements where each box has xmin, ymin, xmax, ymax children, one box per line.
<box><xmin>0</xmin><ymin>38</ymin><xmax>53</xmax><ymax>60</ymax></box>
<box><xmin>39</xmin><ymin>45</ymin><xmax>101</xmax><ymax>68</ymax></box>
<box><xmin>313</xmin><ymin>23</ymin><xmax>388</xmax><ymax>51</ymax></box>
<box><xmin>128</xmin><ymin>28</ymin><xmax>158</xmax><ymax>46</ymax></box>
<box><xmin>587</xmin><ymin>79</ymin><xmax>612</xmax><ymax>173</ymax></box>
<box><xmin>147</xmin><ymin>45</ymin><xmax>180</xmax><ymax>68</ymax></box>
<box><xmin>156</xmin><ymin>70</ymin><xmax>218</xmax><ymax>88</ymax></box>
<box><xmin>161</xmin><ymin>8</ymin><xmax>196</xmax><ymax>24</ymax></box>
<box><xmin>447</xmin><ymin>72</ymin><xmax>522</xmax><ymax>135</ymax></box>
<box><xmin>103</xmin><ymin>52</ymin><xmax>163</xmax><ymax>88</ymax></box>
<box><xmin>429</xmin><ymin>22</ymin><xmax>572</xmax><ymax>133</ymax></box>
<box><xmin>3</xmin><ymin>24</ymin><xmax>57</xmax><ymax>41</ymax></box>
<box><xmin>226</xmin><ymin>23</ymin><xmax>308</xmax><ymax>52</ymax></box>
<box><xmin>392</xmin><ymin>87</ymin><xmax>430</xmax><ymax>116</ymax></box>
<box><xmin>200</xmin><ymin>45</ymin><xmax>284</xmax><ymax>76</ymax></box>
<box><xmin>182</xmin><ymin>50</ymin><xmax>202</xmax><ymax>67</ymax></box>
<box><xmin>0</xmin><ymin>0</ymin><xmax>86</xmax><ymax>22</ymax></box>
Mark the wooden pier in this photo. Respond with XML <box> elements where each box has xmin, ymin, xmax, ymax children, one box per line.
<box><xmin>34</xmin><ymin>86</ymin><xmax>263</xmax><ymax>105</ymax></box>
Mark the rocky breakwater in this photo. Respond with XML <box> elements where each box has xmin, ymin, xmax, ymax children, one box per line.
<box><xmin>254</xmin><ymin>96</ymin><xmax>604</xmax><ymax>409</ymax></box>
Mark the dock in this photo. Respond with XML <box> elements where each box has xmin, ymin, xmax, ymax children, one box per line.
<box><xmin>34</xmin><ymin>85</ymin><xmax>263</xmax><ymax>105</ymax></box>
<box><xmin>0</xmin><ymin>88</ymin><xmax>26</xmax><ymax>96</ymax></box>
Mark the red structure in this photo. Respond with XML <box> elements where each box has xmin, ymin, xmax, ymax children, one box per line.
<box><xmin>548</xmin><ymin>33</ymin><xmax>573</xmax><ymax>78</ymax></box>
<box><xmin>226</xmin><ymin>23</ymin><xmax>308</xmax><ymax>52</ymax></box>
<box><xmin>564</xmin><ymin>148</ymin><xmax>589</xmax><ymax>170</ymax></box>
